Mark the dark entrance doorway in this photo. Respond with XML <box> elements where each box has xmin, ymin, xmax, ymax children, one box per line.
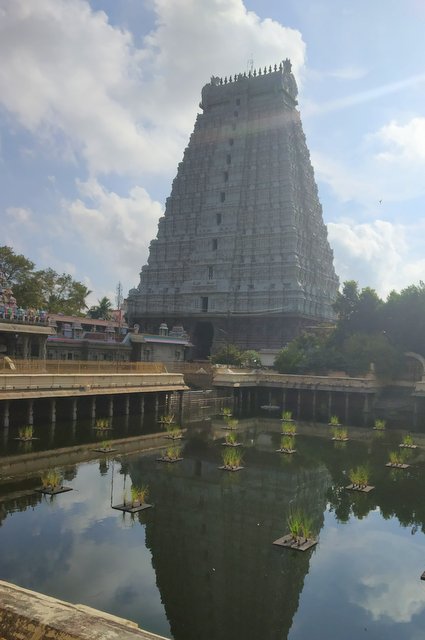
<box><xmin>193</xmin><ymin>322</ymin><xmax>214</xmax><ymax>359</ymax></box>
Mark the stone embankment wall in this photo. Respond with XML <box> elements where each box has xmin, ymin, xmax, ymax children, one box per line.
<box><xmin>0</xmin><ymin>580</ymin><xmax>168</xmax><ymax>640</ymax></box>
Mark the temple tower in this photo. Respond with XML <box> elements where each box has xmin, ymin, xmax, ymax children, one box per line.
<box><xmin>127</xmin><ymin>60</ymin><xmax>338</xmax><ymax>358</ymax></box>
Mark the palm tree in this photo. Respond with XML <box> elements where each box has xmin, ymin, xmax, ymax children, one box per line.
<box><xmin>88</xmin><ymin>296</ymin><xmax>113</xmax><ymax>320</ymax></box>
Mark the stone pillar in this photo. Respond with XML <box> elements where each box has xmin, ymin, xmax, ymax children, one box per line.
<box><xmin>327</xmin><ymin>391</ymin><xmax>332</xmax><ymax>421</ymax></box>
<box><xmin>363</xmin><ymin>393</ymin><xmax>370</xmax><ymax>427</ymax></box>
<box><xmin>281</xmin><ymin>389</ymin><xmax>286</xmax><ymax>411</ymax></box>
<box><xmin>344</xmin><ymin>393</ymin><xmax>349</xmax><ymax>425</ymax></box>
<box><xmin>108</xmin><ymin>396</ymin><xmax>114</xmax><ymax>418</ymax></box>
<box><xmin>50</xmin><ymin>399</ymin><xmax>56</xmax><ymax>423</ymax></box>
<box><xmin>28</xmin><ymin>399</ymin><xmax>34</xmax><ymax>425</ymax></box>
<box><xmin>71</xmin><ymin>398</ymin><xmax>78</xmax><ymax>421</ymax></box>
<box><xmin>49</xmin><ymin>421</ymin><xmax>56</xmax><ymax>445</ymax></box>
<box><xmin>312</xmin><ymin>390</ymin><xmax>317</xmax><ymax>421</ymax></box>
<box><xmin>268</xmin><ymin>391</ymin><xmax>273</xmax><ymax>406</ymax></box>
<box><xmin>296</xmin><ymin>390</ymin><xmax>301</xmax><ymax>420</ymax></box>
<box><xmin>90</xmin><ymin>397</ymin><xmax>96</xmax><ymax>420</ymax></box>
<box><xmin>140</xmin><ymin>395</ymin><xmax>145</xmax><ymax>416</ymax></box>
<box><xmin>178</xmin><ymin>390</ymin><xmax>184</xmax><ymax>423</ymax></box>
<box><xmin>154</xmin><ymin>394</ymin><xmax>159</xmax><ymax>421</ymax></box>
<box><xmin>3</xmin><ymin>401</ymin><xmax>10</xmax><ymax>428</ymax></box>
<box><xmin>124</xmin><ymin>395</ymin><xmax>130</xmax><ymax>416</ymax></box>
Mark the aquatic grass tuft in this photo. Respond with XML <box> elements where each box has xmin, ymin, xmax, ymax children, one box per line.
<box><xmin>130</xmin><ymin>484</ymin><xmax>149</xmax><ymax>505</ymax></box>
<box><xmin>282</xmin><ymin>423</ymin><xmax>296</xmax><ymax>436</ymax></box>
<box><xmin>160</xmin><ymin>413</ymin><xmax>175</xmax><ymax>425</ymax></box>
<box><xmin>287</xmin><ymin>510</ymin><xmax>314</xmax><ymax>544</ymax></box>
<box><xmin>165</xmin><ymin>423</ymin><xmax>182</xmax><ymax>438</ymax></box>
<box><xmin>95</xmin><ymin>418</ymin><xmax>111</xmax><ymax>430</ymax></box>
<box><xmin>332</xmin><ymin>426</ymin><xmax>348</xmax><ymax>440</ymax></box>
<box><xmin>280</xmin><ymin>436</ymin><xmax>295</xmax><ymax>452</ymax></box>
<box><xmin>165</xmin><ymin>445</ymin><xmax>182</xmax><ymax>460</ymax></box>
<box><xmin>225</xmin><ymin>431</ymin><xmax>238</xmax><ymax>445</ymax></box>
<box><xmin>222</xmin><ymin>447</ymin><xmax>243</xmax><ymax>469</ymax></box>
<box><xmin>224</xmin><ymin>417</ymin><xmax>239</xmax><ymax>430</ymax></box>
<box><xmin>281</xmin><ymin>410</ymin><xmax>293</xmax><ymax>422</ymax></box>
<box><xmin>402</xmin><ymin>434</ymin><xmax>414</xmax><ymax>446</ymax></box>
<box><xmin>18</xmin><ymin>425</ymin><xmax>33</xmax><ymax>440</ymax></box>
<box><xmin>41</xmin><ymin>469</ymin><xmax>62</xmax><ymax>490</ymax></box>
<box><xmin>374</xmin><ymin>418</ymin><xmax>386</xmax><ymax>431</ymax></box>
<box><xmin>221</xmin><ymin>407</ymin><xmax>233</xmax><ymax>418</ymax></box>
<box><xmin>329</xmin><ymin>415</ymin><xmax>340</xmax><ymax>426</ymax></box>
<box><xmin>348</xmin><ymin>465</ymin><xmax>369</xmax><ymax>488</ymax></box>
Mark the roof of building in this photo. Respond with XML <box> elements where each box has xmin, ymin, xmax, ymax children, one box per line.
<box><xmin>47</xmin><ymin>313</ymin><xmax>128</xmax><ymax>329</ymax></box>
<box><xmin>0</xmin><ymin>322</ymin><xmax>55</xmax><ymax>335</ymax></box>
<box><xmin>128</xmin><ymin>333</ymin><xmax>192</xmax><ymax>347</ymax></box>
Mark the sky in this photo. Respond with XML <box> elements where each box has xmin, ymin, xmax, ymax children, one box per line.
<box><xmin>1</xmin><ymin>0</ymin><xmax>425</xmax><ymax>307</ymax></box>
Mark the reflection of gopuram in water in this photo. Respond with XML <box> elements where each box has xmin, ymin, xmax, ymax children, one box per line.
<box><xmin>128</xmin><ymin>437</ymin><xmax>332</xmax><ymax>640</ymax></box>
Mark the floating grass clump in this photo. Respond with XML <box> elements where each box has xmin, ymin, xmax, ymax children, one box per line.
<box><xmin>387</xmin><ymin>449</ymin><xmax>410</xmax><ymax>468</ymax></box>
<box><xmin>400</xmin><ymin>433</ymin><xmax>417</xmax><ymax>449</ymax></box>
<box><xmin>332</xmin><ymin>426</ymin><xmax>348</xmax><ymax>441</ymax></box>
<box><xmin>130</xmin><ymin>484</ymin><xmax>149</xmax><ymax>507</ymax></box>
<box><xmin>287</xmin><ymin>510</ymin><xmax>314</xmax><ymax>545</ymax></box>
<box><xmin>224</xmin><ymin>417</ymin><xmax>239</xmax><ymax>430</ymax></box>
<box><xmin>282</xmin><ymin>423</ymin><xmax>297</xmax><ymax>436</ymax></box>
<box><xmin>329</xmin><ymin>415</ymin><xmax>341</xmax><ymax>426</ymax></box>
<box><xmin>374</xmin><ymin>418</ymin><xmax>386</xmax><ymax>431</ymax></box>
<box><xmin>348</xmin><ymin>466</ymin><xmax>370</xmax><ymax>489</ymax></box>
<box><xmin>165</xmin><ymin>423</ymin><xmax>182</xmax><ymax>439</ymax></box>
<box><xmin>220</xmin><ymin>407</ymin><xmax>233</xmax><ymax>418</ymax></box>
<box><xmin>41</xmin><ymin>469</ymin><xmax>62</xmax><ymax>490</ymax></box>
<box><xmin>279</xmin><ymin>436</ymin><xmax>296</xmax><ymax>453</ymax></box>
<box><xmin>225</xmin><ymin>431</ymin><xmax>239</xmax><ymax>445</ymax></box>
<box><xmin>165</xmin><ymin>445</ymin><xmax>182</xmax><ymax>461</ymax></box>
<box><xmin>281</xmin><ymin>410</ymin><xmax>293</xmax><ymax>422</ymax></box>
<box><xmin>220</xmin><ymin>447</ymin><xmax>243</xmax><ymax>471</ymax></box>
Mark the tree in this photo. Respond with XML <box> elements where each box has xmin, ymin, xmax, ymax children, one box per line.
<box><xmin>210</xmin><ymin>344</ymin><xmax>243</xmax><ymax>366</ymax></box>
<box><xmin>88</xmin><ymin>296</ymin><xmax>113</xmax><ymax>320</ymax></box>
<box><xmin>0</xmin><ymin>246</ymin><xmax>91</xmax><ymax>314</ymax></box>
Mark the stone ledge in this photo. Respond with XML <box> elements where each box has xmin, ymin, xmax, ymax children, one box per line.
<box><xmin>0</xmin><ymin>579</ymin><xmax>169</xmax><ymax>640</ymax></box>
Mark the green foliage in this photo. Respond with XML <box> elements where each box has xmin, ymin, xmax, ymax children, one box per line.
<box><xmin>402</xmin><ymin>434</ymin><xmax>414</xmax><ymax>446</ymax></box>
<box><xmin>41</xmin><ymin>469</ymin><xmax>61</xmax><ymax>490</ymax></box>
<box><xmin>329</xmin><ymin>415</ymin><xmax>340</xmax><ymax>426</ymax></box>
<box><xmin>287</xmin><ymin>510</ymin><xmax>314</xmax><ymax>541</ymax></box>
<box><xmin>348</xmin><ymin>466</ymin><xmax>369</xmax><ymax>488</ymax></box>
<box><xmin>222</xmin><ymin>447</ymin><xmax>243</xmax><ymax>468</ymax></box>
<box><xmin>274</xmin><ymin>332</ymin><xmax>345</xmax><ymax>375</ymax></box>
<box><xmin>374</xmin><ymin>418</ymin><xmax>386</xmax><ymax>430</ymax></box>
<box><xmin>165</xmin><ymin>424</ymin><xmax>182</xmax><ymax>439</ymax></box>
<box><xmin>225</xmin><ymin>431</ymin><xmax>238</xmax><ymax>445</ymax></box>
<box><xmin>281</xmin><ymin>410</ymin><xmax>293</xmax><ymax>421</ymax></box>
<box><xmin>341</xmin><ymin>333</ymin><xmax>402</xmax><ymax>378</ymax></box>
<box><xmin>224</xmin><ymin>417</ymin><xmax>238</xmax><ymax>430</ymax></box>
<box><xmin>87</xmin><ymin>296</ymin><xmax>113</xmax><ymax>320</ymax></box>
<box><xmin>130</xmin><ymin>484</ymin><xmax>149</xmax><ymax>504</ymax></box>
<box><xmin>220</xmin><ymin>407</ymin><xmax>233</xmax><ymax>418</ymax></box>
<box><xmin>18</xmin><ymin>425</ymin><xmax>33</xmax><ymax>440</ymax></box>
<box><xmin>280</xmin><ymin>436</ymin><xmax>295</xmax><ymax>451</ymax></box>
<box><xmin>0</xmin><ymin>246</ymin><xmax>91</xmax><ymax>313</ymax></box>
<box><xmin>282</xmin><ymin>423</ymin><xmax>296</xmax><ymax>436</ymax></box>
<box><xmin>240</xmin><ymin>350</ymin><xmax>262</xmax><ymax>368</ymax></box>
<box><xmin>211</xmin><ymin>344</ymin><xmax>243</xmax><ymax>366</ymax></box>
<box><xmin>332</xmin><ymin>426</ymin><xmax>348</xmax><ymax>440</ymax></box>
<box><xmin>165</xmin><ymin>445</ymin><xmax>182</xmax><ymax>460</ymax></box>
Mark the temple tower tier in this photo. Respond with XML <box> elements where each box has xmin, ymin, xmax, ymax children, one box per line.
<box><xmin>128</xmin><ymin>60</ymin><xmax>339</xmax><ymax>358</ymax></box>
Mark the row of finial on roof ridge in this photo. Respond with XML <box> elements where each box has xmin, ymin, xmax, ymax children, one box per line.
<box><xmin>210</xmin><ymin>59</ymin><xmax>292</xmax><ymax>86</ymax></box>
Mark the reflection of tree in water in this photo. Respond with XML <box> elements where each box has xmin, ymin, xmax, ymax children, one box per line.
<box><xmin>0</xmin><ymin>491</ymin><xmax>42</xmax><ymax>527</ymax></box>
<box><xmin>299</xmin><ymin>432</ymin><xmax>425</xmax><ymax>532</ymax></box>
<box><xmin>127</xmin><ymin>440</ymin><xmax>332</xmax><ymax>640</ymax></box>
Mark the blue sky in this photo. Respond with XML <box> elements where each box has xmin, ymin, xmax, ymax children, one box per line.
<box><xmin>1</xmin><ymin>0</ymin><xmax>425</xmax><ymax>307</ymax></box>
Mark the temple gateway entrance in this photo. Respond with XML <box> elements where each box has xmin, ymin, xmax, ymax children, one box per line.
<box><xmin>193</xmin><ymin>322</ymin><xmax>214</xmax><ymax>360</ymax></box>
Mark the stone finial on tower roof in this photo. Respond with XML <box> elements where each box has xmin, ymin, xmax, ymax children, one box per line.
<box><xmin>283</xmin><ymin>58</ymin><xmax>292</xmax><ymax>73</ymax></box>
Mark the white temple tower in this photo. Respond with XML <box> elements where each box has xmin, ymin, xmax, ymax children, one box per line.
<box><xmin>128</xmin><ymin>61</ymin><xmax>338</xmax><ymax>358</ymax></box>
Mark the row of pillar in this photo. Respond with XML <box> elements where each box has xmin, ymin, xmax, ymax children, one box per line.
<box><xmin>1</xmin><ymin>390</ymin><xmax>184</xmax><ymax>428</ymax></box>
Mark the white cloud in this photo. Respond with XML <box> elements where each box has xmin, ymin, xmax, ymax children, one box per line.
<box><xmin>374</xmin><ymin>117</ymin><xmax>425</xmax><ymax>163</ymax></box>
<box><xmin>328</xmin><ymin>219</ymin><xmax>425</xmax><ymax>296</ymax></box>
<box><xmin>63</xmin><ymin>178</ymin><xmax>163</xmax><ymax>286</ymax></box>
<box><xmin>6</xmin><ymin>206</ymin><xmax>33</xmax><ymax>225</ymax></box>
<box><xmin>0</xmin><ymin>0</ymin><xmax>305</xmax><ymax>177</ymax></box>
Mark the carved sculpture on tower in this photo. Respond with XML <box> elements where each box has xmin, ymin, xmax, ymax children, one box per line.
<box><xmin>127</xmin><ymin>60</ymin><xmax>339</xmax><ymax>357</ymax></box>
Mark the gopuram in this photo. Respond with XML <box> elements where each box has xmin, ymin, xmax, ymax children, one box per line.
<box><xmin>127</xmin><ymin>60</ymin><xmax>338</xmax><ymax>358</ymax></box>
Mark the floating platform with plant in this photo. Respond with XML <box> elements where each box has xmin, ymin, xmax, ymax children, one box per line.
<box><xmin>399</xmin><ymin>434</ymin><xmax>417</xmax><ymax>449</ymax></box>
<box><xmin>386</xmin><ymin>450</ymin><xmax>410</xmax><ymax>469</ymax></box>
<box><xmin>221</xmin><ymin>417</ymin><xmax>238</xmax><ymax>431</ymax></box>
<box><xmin>373</xmin><ymin>418</ymin><xmax>386</xmax><ymax>431</ymax></box>
<box><xmin>156</xmin><ymin>445</ymin><xmax>183</xmax><ymax>463</ymax></box>
<box><xmin>281</xmin><ymin>410</ymin><xmax>294</xmax><ymax>423</ymax></box>
<box><xmin>93</xmin><ymin>440</ymin><xmax>117</xmax><ymax>454</ymax></box>
<box><xmin>346</xmin><ymin>466</ymin><xmax>374</xmax><ymax>492</ymax></box>
<box><xmin>14</xmin><ymin>425</ymin><xmax>38</xmax><ymax>442</ymax></box>
<box><xmin>112</xmin><ymin>485</ymin><xmax>152</xmax><ymax>513</ymax></box>
<box><xmin>276</xmin><ymin>436</ymin><xmax>296</xmax><ymax>454</ymax></box>
<box><xmin>331</xmin><ymin>426</ymin><xmax>349</xmax><ymax>442</ymax></box>
<box><xmin>219</xmin><ymin>447</ymin><xmax>244</xmax><ymax>471</ymax></box>
<box><xmin>36</xmin><ymin>469</ymin><xmax>72</xmax><ymax>496</ymax></box>
<box><xmin>222</xmin><ymin>431</ymin><xmax>242</xmax><ymax>447</ymax></box>
<box><xmin>273</xmin><ymin>511</ymin><xmax>317</xmax><ymax>552</ymax></box>
<box><xmin>328</xmin><ymin>415</ymin><xmax>341</xmax><ymax>427</ymax></box>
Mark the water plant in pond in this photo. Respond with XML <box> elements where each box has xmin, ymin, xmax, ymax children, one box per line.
<box><xmin>225</xmin><ymin>431</ymin><xmax>238</xmax><ymax>445</ymax></box>
<box><xmin>159</xmin><ymin>413</ymin><xmax>175</xmax><ymax>425</ymax></box>
<box><xmin>165</xmin><ymin>423</ymin><xmax>182</xmax><ymax>439</ymax></box>
<box><xmin>329</xmin><ymin>415</ymin><xmax>340</xmax><ymax>426</ymax></box>
<box><xmin>130</xmin><ymin>484</ymin><xmax>149</xmax><ymax>506</ymax></box>
<box><xmin>41</xmin><ymin>469</ymin><xmax>62</xmax><ymax>490</ymax></box>
<box><xmin>281</xmin><ymin>410</ymin><xmax>293</xmax><ymax>422</ymax></box>
<box><xmin>402</xmin><ymin>434</ymin><xmax>414</xmax><ymax>447</ymax></box>
<box><xmin>18</xmin><ymin>425</ymin><xmax>33</xmax><ymax>440</ymax></box>
<box><xmin>348</xmin><ymin>466</ymin><xmax>369</xmax><ymax>488</ymax></box>
<box><xmin>221</xmin><ymin>407</ymin><xmax>233</xmax><ymax>418</ymax></box>
<box><xmin>287</xmin><ymin>510</ymin><xmax>314</xmax><ymax>544</ymax></box>
<box><xmin>165</xmin><ymin>445</ymin><xmax>182</xmax><ymax>461</ymax></box>
<box><xmin>388</xmin><ymin>449</ymin><xmax>409</xmax><ymax>466</ymax></box>
<box><xmin>374</xmin><ymin>418</ymin><xmax>386</xmax><ymax>430</ymax></box>
<box><xmin>224</xmin><ymin>417</ymin><xmax>238</xmax><ymax>430</ymax></box>
<box><xmin>332</xmin><ymin>426</ymin><xmax>348</xmax><ymax>441</ymax></box>
<box><xmin>280</xmin><ymin>436</ymin><xmax>295</xmax><ymax>452</ymax></box>
<box><xmin>221</xmin><ymin>447</ymin><xmax>243</xmax><ymax>469</ymax></box>
<box><xmin>282</xmin><ymin>423</ymin><xmax>296</xmax><ymax>436</ymax></box>
<box><xmin>100</xmin><ymin>440</ymin><xmax>113</xmax><ymax>451</ymax></box>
